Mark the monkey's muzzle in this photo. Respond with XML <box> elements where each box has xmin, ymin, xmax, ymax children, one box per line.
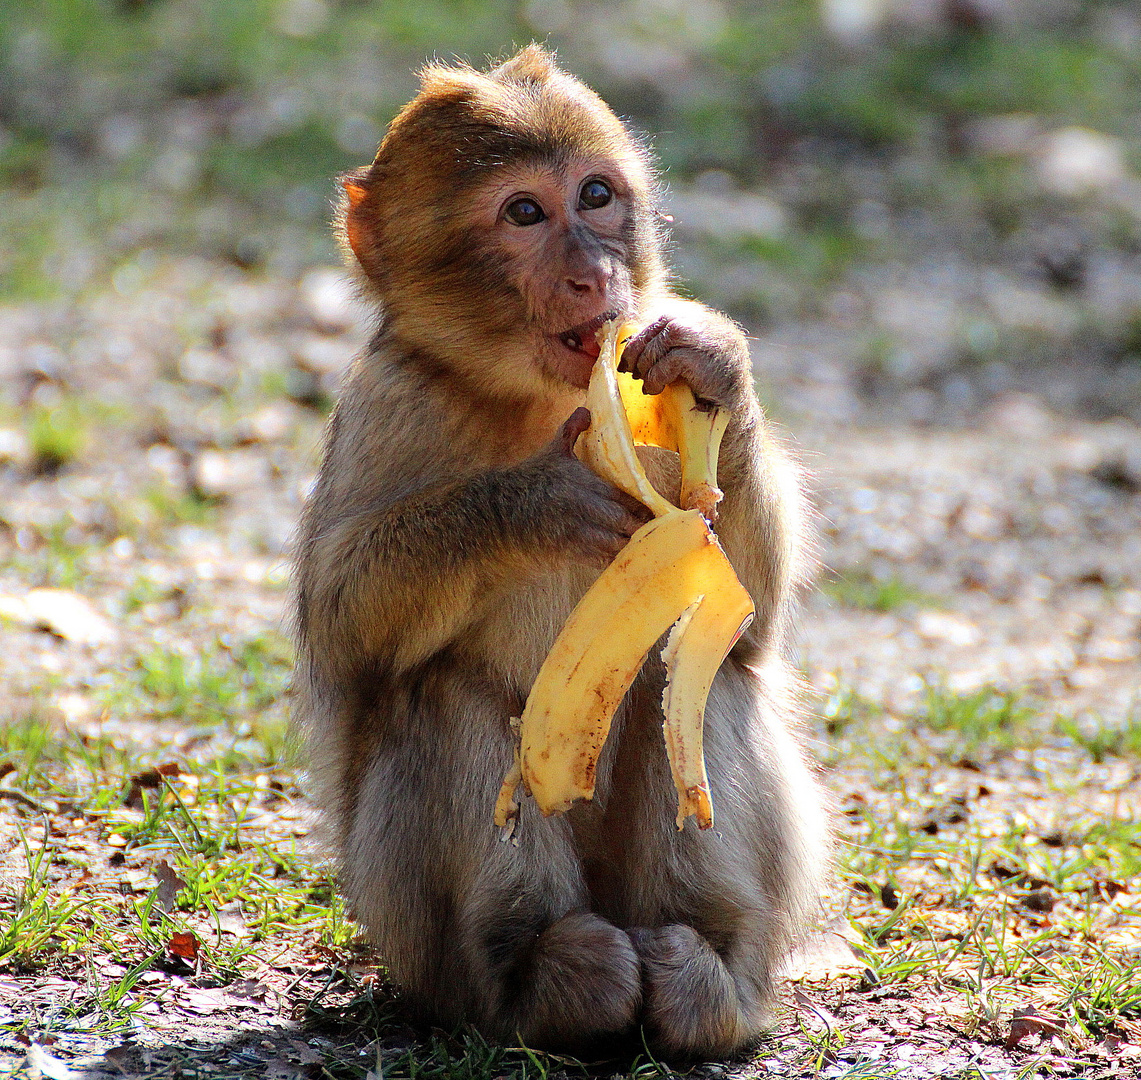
<box><xmin>557</xmin><ymin>310</ymin><xmax>621</xmax><ymax>358</ymax></box>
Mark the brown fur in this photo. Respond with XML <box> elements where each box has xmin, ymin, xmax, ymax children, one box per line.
<box><xmin>292</xmin><ymin>44</ymin><xmax>828</xmax><ymax>1058</ymax></box>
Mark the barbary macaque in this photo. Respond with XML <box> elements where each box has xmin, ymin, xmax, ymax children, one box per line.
<box><xmin>292</xmin><ymin>45</ymin><xmax>829</xmax><ymax>1057</ymax></box>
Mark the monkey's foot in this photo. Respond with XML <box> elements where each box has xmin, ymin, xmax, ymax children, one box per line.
<box><xmin>509</xmin><ymin>913</ymin><xmax>642</xmax><ymax>1049</ymax></box>
<box><xmin>631</xmin><ymin>924</ymin><xmax>763</xmax><ymax>1059</ymax></box>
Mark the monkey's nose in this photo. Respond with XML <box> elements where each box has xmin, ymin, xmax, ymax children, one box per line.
<box><xmin>565</xmin><ymin>264</ymin><xmax>612</xmax><ymax>296</ymax></box>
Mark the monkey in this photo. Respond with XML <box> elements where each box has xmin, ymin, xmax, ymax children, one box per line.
<box><xmin>291</xmin><ymin>45</ymin><xmax>829</xmax><ymax>1059</ymax></box>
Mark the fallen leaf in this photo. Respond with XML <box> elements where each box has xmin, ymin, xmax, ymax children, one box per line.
<box><xmin>167</xmin><ymin>930</ymin><xmax>199</xmax><ymax>962</ymax></box>
<box><xmin>215</xmin><ymin>906</ymin><xmax>249</xmax><ymax>937</ymax></box>
<box><xmin>287</xmin><ymin>1040</ymin><xmax>323</xmax><ymax>1065</ymax></box>
<box><xmin>177</xmin><ymin>986</ymin><xmax>228</xmax><ymax>1014</ymax></box>
<box><xmin>26</xmin><ymin>1044</ymin><xmax>78</xmax><ymax>1080</ymax></box>
<box><xmin>1022</xmin><ymin>887</ymin><xmax>1057</xmax><ymax>913</ymax></box>
<box><xmin>1006</xmin><ymin>1007</ymin><xmax>1065</xmax><ymax>1049</ymax></box>
<box><xmin>226</xmin><ymin>978</ymin><xmax>270</xmax><ymax>1003</ymax></box>
<box><xmin>124</xmin><ymin>768</ymin><xmax>165</xmax><ymax>808</ymax></box>
<box><xmin>154</xmin><ymin>860</ymin><xmax>186</xmax><ymax>913</ymax></box>
<box><xmin>793</xmin><ymin>987</ymin><xmax>841</xmax><ymax>1037</ymax></box>
<box><xmin>102</xmin><ymin>1044</ymin><xmax>137</xmax><ymax>1068</ymax></box>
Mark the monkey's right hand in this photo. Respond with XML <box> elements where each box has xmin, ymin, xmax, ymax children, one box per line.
<box><xmin>518</xmin><ymin>407</ymin><xmax>652</xmax><ymax>564</ymax></box>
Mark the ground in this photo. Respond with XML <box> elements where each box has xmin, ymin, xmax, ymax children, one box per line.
<box><xmin>0</xmin><ymin>247</ymin><xmax>1138</xmax><ymax>1079</ymax></box>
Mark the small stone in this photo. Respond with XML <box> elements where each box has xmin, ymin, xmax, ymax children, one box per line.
<box><xmin>191</xmin><ymin>450</ymin><xmax>268</xmax><ymax>499</ymax></box>
<box><xmin>1036</xmin><ymin>127</ymin><xmax>1127</xmax><ymax>197</ymax></box>
<box><xmin>0</xmin><ymin>428</ymin><xmax>30</xmax><ymax>467</ymax></box>
<box><xmin>915</xmin><ymin>611</ymin><xmax>980</xmax><ymax>647</ymax></box>
<box><xmin>19</xmin><ymin>588</ymin><xmax>118</xmax><ymax>646</ymax></box>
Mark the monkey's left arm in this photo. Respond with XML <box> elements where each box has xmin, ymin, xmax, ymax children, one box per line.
<box><xmin>621</xmin><ymin>298</ymin><xmax>807</xmax><ymax>656</ymax></box>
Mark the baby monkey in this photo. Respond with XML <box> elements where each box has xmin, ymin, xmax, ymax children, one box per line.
<box><xmin>293</xmin><ymin>45</ymin><xmax>828</xmax><ymax>1058</ymax></box>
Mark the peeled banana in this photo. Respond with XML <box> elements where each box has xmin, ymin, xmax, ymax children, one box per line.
<box><xmin>495</xmin><ymin>322</ymin><xmax>753</xmax><ymax>833</ymax></box>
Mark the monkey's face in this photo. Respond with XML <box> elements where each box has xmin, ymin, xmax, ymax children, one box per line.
<box><xmin>338</xmin><ymin>47</ymin><xmax>667</xmax><ymax>399</ymax></box>
<box><xmin>476</xmin><ymin>160</ymin><xmax>636</xmax><ymax>390</ymax></box>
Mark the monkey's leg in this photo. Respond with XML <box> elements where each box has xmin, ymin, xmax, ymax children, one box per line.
<box><xmin>472</xmin><ymin>901</ymin><xmax>643</xmax><ymax>1049</ymax></box>
<box><xmin>464</xmin><ymin>781</ymin><xmax>644</xmax><ymax>1047</ymax></box>
<box><xmin>629</xmin><ymin>921</ymin><xmax>772</xmax><ymax>1058</ymax></box>
<box><xmin>341</xmin><ymin>684</ymin><xmax>642</xmax><ymax>1050</ymax></box>
<box><xmin>604</xmin><ymin>667</ymin><xmax>827</xmax><ymax>1059</ymax></box>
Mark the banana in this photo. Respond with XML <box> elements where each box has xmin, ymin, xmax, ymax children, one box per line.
<box><xmin>660</xmin><ymin>581</ymin><xmax>754</xmax><ymax>829</ymax></box>
<box><xmin>496</xmin><ymin>320</ymin><xmax>753</xmax><ymax>833</ymax></box>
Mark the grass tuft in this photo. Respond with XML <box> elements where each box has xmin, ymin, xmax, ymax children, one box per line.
<box><xmin>823</xmin><ymin>569</ymin><xmax>940</xmax><ymax>613</ymax></box>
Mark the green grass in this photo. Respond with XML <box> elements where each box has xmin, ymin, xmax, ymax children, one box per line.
<box><xmin>1055</xmin><ymin>712</ymin><xmax>1141</xmax><ymax>763</ymax></box>
<box><xmin>102</xmin><ymin>632</ymin><xmax>292</xmax><ymax>732</ymax></box>
<box><xmin>0</xmin><ymin>695</ymin><xmax>330</xmax><ymax>979</ymax></box>
<box><xmin>26</xmin><ymin>400</ymin><xmax>86</xmax><ymax>474</ymax></box>
<box><xmin>4</xmin><ymin>656</ymin><xmax>1141</xmax><ymax>1070</ymax></box>
<box><xmin>823</xmin><ymin>569</ymin><xmax>940</xmax><ymax>613</ymax></box>
<box><xmin>917</xmin><ymin>683</ymin><xmax>1034</xmax><ymax>756</ymax></box>
<box><xmin>1</xmin><ymin>2</ymin><xmax>1136</xmax><ymax>303</ymax></box>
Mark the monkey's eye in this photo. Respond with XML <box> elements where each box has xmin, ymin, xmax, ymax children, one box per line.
<box><xmin>578</xmin><ymin>179</ymin><xmax>612</xmax><ymax>209</ymax></box>
<box><xmin>505</xmin><ymin>197</ymin><xmax>546</xmax><ymax>226</ymax></box>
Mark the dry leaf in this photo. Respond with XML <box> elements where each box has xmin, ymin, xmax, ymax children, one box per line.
<box><xmin>177</xmin><ymin>987</ymin><xmax>228</xmax><ymax>1014</ymax></box>
<box><xmin>154</xmin><ymin>860</ymin><xmax>186</xmax><ymax>913</ymax></box>
<box><xmin>225</xmin><ymin>978</ymin><xmax>269</xmax><ymax>1002</ymax></box>
<box><xmin>1006</xmin><ymin>1007</ymin><xmax>1065</xmax><ymax>1049</ymax></box>
<box><xmin>1022</xmin><ymin>887</ymin><xmax>1057</xmax><ymax>913</ymax></box>
<box><xmin>793</xmin><ymin>987</ymin><xmax>841</xmax><ymax>1037</ymax></box>
<box><xmin>167</xmin><ymin>930</ymin><xmax>199</xmax><ymax>962</ymax></box>
<box><xmin>26</xmin><ymin>1044</ymin><xmax>78</xmax><ymax>1080</ymax></box>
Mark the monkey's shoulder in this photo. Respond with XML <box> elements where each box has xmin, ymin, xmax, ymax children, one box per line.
<box><xmin>320</xmin><ymin>350</ymin><xmax>486</xmax><ymax>487</ymax></box>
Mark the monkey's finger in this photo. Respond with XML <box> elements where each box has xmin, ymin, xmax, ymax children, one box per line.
<box><xmin>640</xmin><ymin>350</ymin><xmax>688</xmax><ymax>398</ymax></box>
<box><xmin>559</xmin><ymin>407</ymin><xmax>593</xmax><ymax>455</ymax></box>
<box><xmin>618</xmin><ymin>316</ymin><xmax>672</xmax><ymax>375</ymax></box>
<box><xmin>629</xmin><ymin>325</ymin><xmax>681</xmax><ymax>387</ymax></box>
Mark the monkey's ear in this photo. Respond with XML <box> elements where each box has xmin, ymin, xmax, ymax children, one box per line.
<box><xmin>340</xmin><ymin>174</ymin><xmax>371</xmax><ymax>266</ymax></box>
<box><xmin>342</xmin><ymin>176</ymin><xmax>368</xmax><ymax>210</ymax></box>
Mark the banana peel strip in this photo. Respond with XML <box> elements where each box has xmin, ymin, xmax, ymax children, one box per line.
<box><xmin>496</xmin><ymin>322</ymin><xmax>754</xmax><ymax>833</ymax></box>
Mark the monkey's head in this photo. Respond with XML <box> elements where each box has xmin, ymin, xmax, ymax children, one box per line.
<box><xmin>338</xmin><ymin>45</ymin><xmax>667</xmax><ymax>397</ymax></box>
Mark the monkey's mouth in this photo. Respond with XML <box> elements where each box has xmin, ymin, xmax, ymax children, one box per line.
<box><xmin>556</xmin><ymin>311</ymin><xmax>621</xmax><ymax>359</ymax></box>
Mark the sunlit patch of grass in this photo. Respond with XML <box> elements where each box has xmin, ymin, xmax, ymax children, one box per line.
<box><xmin>141</xmin><ymin>483</ymin><xmax>220</xmax><ymax>528</ymax></box>
<box><xmin>120</xmin><ymin>573</ymin><xmax>172</xmax><ymax>615</ymax></box>
<box><xmin>823</xmin><ymin>568</ymin><xmax>941</xmax><ymax>613</ymax></box>
<box><xmin>0</xmin><ymin>822</ymin><xmax>93</xmax><ymax>969</ymax></box>
<box><xmin>0</xmin><ymin>637</ymin><xmax>329</xmax><ymax>987</ymax></box>
<box><xmin>105</xmin><ymin>632</ymin><xmax>292</xmax><ymax>733</ymax></box>
<box><xmin>1055</xmin><ymin>712</ymin><xmax>1141</xmax><ymax>763</ymax></box>
<box><xmin>818</xmin><ymin>682</ymin><xmax>880</xmax><ymax>738</ymax></box>
<box><xmin>823</xmin><ymin>672</ymin><xmax>1141</xmax><ymax>1046</ymax></box>
<box><xmin>916</xmin><ymin>683</ymin><xmax>1034</xmax><ymax>757</ymax></box>
<box><xmin>1051</xmin><ymin>949</ymin><xmax>1141</xmax><ymax>1037</ymax></box>
<box><xmin>0</xmin><ymin>713</ymin><xmax>59</xmax><ymax>791</ymax></box>
<box><xmin>26</xmin><ymin>399</ymin><xmax>86</xmax><ymax>474</ymax></box>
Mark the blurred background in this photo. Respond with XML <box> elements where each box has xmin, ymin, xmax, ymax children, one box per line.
<box><xmin>2</xmin><ymin>1</ymin><xmax>1140</xmax><ymax>729</ymax></box>
<box><xmin>3</xmin><ymin>0</ymin><xmax>1141</xmax><ymax>425</ymax></box>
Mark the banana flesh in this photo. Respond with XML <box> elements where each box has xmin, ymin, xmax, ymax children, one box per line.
<box><xmin>496</xmin><ymin>321</ymin><xmax>753</xmax><ymax>832</ymax></box>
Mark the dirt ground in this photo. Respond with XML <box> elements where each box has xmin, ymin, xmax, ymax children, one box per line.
<box><xmin>1</xmin><ymin>258</ymin><xmax>1139</xmax><ymax>1078</ymax></box>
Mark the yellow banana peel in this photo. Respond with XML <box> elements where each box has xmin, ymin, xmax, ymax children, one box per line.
<box><xmin>495</xmin><ymin>322</ymin><xmax>753</xmax><ymax>833</ymax></box>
